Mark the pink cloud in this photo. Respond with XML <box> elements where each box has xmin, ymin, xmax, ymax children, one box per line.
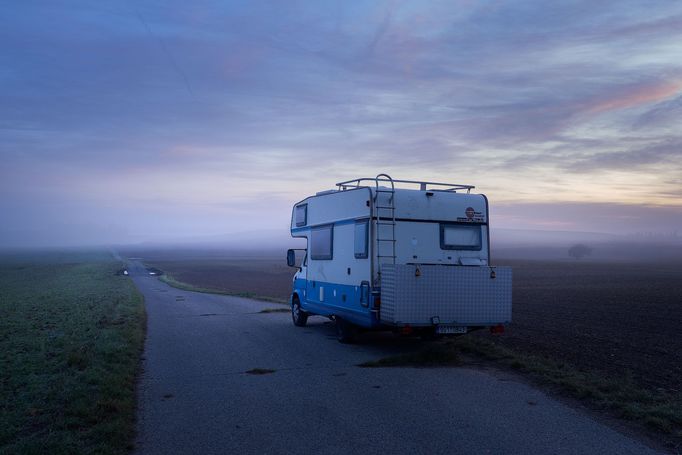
<box><xmin>585</xmin><ymin>79</ymin><xmax>682</xmax><ymax>114</ymax></box>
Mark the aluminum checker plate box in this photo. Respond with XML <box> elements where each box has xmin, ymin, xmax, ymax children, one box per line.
<box><xmin>380</xmin><ymin>264</ymin><xmax>512</xmax><ymax>326</ymax></box>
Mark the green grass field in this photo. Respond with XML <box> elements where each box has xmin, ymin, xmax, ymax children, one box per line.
<box><xmin>0</xmin><ymin>251</ymin><xmax>145</xmax><ymax>454</ymax></box>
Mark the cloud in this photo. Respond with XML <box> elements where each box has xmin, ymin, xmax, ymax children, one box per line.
<box><xmin>635</xmin><ymin>95</ymin><xmax>682</xmax><ymax>129</ymax></box>
<box><xmin>563</xmin><ymin>137</ymin><xmax>682</xmax><ymax>173</ymax></box>
<box><xmin>2</xmin><ymin>0</ymin><xmax>682</xmax><ymax>246</ymax></box>
<box><xmin>583</xmin><ymin>79</ymin><xmax>682</xmax><ymax>115</ymax></box>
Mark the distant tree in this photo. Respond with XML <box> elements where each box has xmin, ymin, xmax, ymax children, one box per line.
<box><xmin>568</xmin><ymin>244</ymin><xmax>593</xmax><ymax>260</ymax></box>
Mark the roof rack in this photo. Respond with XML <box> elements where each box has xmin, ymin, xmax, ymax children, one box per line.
<box><xmin>336</xmin><ymin>175</ymin><xmax>474</xmax><ymax>193</ymax></box>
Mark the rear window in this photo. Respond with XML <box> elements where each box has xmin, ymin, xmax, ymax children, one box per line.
<box><xmin>440</xmin><ymin>224</ymin><xmax>482</xmax><ymax>250</ymax></box>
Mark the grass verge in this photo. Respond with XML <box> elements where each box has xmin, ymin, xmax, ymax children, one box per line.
<box><xmin>0</xmin><ymin>251</ymin><xmax>146</xmax><ymax>455</ymax></box>
<box><xmin>157</xmin><ymin>271</ymin><xmax>288</xmax><ymax>305</ymax></box>
<box><xmin>360</xmin><ymin>336</ymin><xmax>682</xmax><ymax>449</ymax></box>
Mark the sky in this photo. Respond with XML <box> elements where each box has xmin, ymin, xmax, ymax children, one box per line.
<box><xmin>1</xmin><ymin>0</ymin><xmax>681</xmax><ymax>247</ymax></box>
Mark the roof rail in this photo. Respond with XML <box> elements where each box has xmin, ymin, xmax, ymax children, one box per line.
<box><xmin>336</xmin><ymin>176</ymin><xmax>474</xmax><ymax>193</ymax></box>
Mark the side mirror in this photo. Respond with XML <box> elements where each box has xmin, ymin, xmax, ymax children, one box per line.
<box><xmin>286</xmin><ymin>249</ymin><xmax>296</xmax><ymax>267</ymax></box>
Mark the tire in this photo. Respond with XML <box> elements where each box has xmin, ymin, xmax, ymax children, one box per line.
<box><xmin>335</xmin><ymin>317</ymin><xmax>357</xmax><ymax>344</ymax></box>
<box><xmin>420</xmin><ymin>327</ymin><xmax>443</xmax><ymax>341</ymax></box>
<box><xmin>291</xmin><ymin>296</ymin><xmax>308</xmax><ymax>327</ymax></box>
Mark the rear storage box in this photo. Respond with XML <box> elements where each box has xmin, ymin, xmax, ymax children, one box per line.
<box><xmin>380</xmin><ymin>264</ymin><xmax>512</xmax><ymax>326</ymax></box>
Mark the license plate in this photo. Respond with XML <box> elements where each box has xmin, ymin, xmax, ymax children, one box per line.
<box><xmin>436</xmin><ymin>325</ymin><xmax>467</xmax><ymax>335</ymax></box>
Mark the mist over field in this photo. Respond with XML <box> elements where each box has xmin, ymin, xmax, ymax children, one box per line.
<box><xmin>112</xmin><ymin>229</ymin><xmax>682</xmax><ymax>264</ymax></box>
<box><xmin>2</xmin><ymin>197</ymin><xmax>680</xmax><ymax>262</ymax></box>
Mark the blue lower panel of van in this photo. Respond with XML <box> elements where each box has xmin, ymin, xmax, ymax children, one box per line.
<box><xmin>292</xmin><ymin>278</ymin><xmax>380</xmax><ymax>328</ymax></box>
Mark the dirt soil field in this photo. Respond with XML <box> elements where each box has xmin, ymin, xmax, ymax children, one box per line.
<box><xmin>487</xmin><ymin>260</ymin><xmax>682</xmax><ymax>395</ymax></box>
<box><xmin>124</xmin><ymin>248</ymin><xmax>682</xmax><ymax>395</ymax></box>
<box><xmin>128</xmin><ymin>249</ymin><xmax>293</xmax><ymax>301</ymax></box>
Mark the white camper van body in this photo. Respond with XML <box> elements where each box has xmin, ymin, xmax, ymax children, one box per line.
<box><xmin>288</xmin><ymin>175</ymin><xmax>512</xmax><ymax>336</ymax></box>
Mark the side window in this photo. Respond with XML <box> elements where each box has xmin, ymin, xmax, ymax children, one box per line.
<box><xmin>440</xmin><ymin>224</ymin><xmax>482</xmax><ymax>250</ymax></box>
<box><xmin>354</xmin><ymin>219</ymin><xmax>368</xmax><ymax>259</ymax></box>
<box><xmin>310</xmin><ymin>224</ymin><xmax>333</xmax><ymax>260</ymax></box>
<box><xmin>295</xmin><ymin>204</ymin><xmax>307</xmax><ymax>227</ymax></box>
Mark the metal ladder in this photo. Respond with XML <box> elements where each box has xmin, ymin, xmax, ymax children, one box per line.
<box><xmin>374</xmin><ymin>173</ymin><xmax>396</xmax><ymax>282</ymax></box>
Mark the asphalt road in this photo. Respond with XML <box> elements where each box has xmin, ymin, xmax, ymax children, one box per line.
<box><xmin>128</xmin><ymin>260</ymin><xmax>660</xmax><ymax>455</ymax></box>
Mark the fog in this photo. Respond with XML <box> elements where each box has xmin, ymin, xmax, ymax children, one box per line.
<box><xmin>3</xmin><ymin>198</ymin><xmax>680</xmax><ymax>254</ymax></box>
<box><xmin>100</xmin><ymin>223</ymin><xmax>682</xmax><ymax>265</ymax></box>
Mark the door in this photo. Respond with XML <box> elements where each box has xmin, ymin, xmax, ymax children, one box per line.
<box><xmin>294</xmin><ymin>252</ymin><xmax>308</xmax><ymax>307</ymax></box>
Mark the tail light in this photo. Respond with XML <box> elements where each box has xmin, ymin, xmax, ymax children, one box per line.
<box><xmin>490</xmin><ymin>324</ymin><xmax>505</xmax><ymax>334</ymax></box>
<box><xmin>400</xmin><ymin>325</ymin><xmax>413</xmax><ymax>335</ymax></box>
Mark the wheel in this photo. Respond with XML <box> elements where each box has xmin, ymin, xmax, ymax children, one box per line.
<box><xmin>335</xmin><ymin>317</ymin><xmax>357</xmax><ymax>344</ymax></box>
<box><xmin>420</xmin><ymin>327</ymin><xmax>443</xmax><ymax>341</ymax></box>
<box><xmin>291</xmin><ymin>296</ymin><xmax>308</xmax><ymax>327</ymax></box>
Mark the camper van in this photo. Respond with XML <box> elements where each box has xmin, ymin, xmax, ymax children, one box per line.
<box><xmin>286</xmin><ymin>174</ymin><xmax>512</xmax><ymax>342</ymax></box>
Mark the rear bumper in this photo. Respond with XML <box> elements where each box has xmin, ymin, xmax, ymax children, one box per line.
<box><xmin>379</xmin><ymin>264</ymin><xmax>512</xmax><ymax>326</ymax></box>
